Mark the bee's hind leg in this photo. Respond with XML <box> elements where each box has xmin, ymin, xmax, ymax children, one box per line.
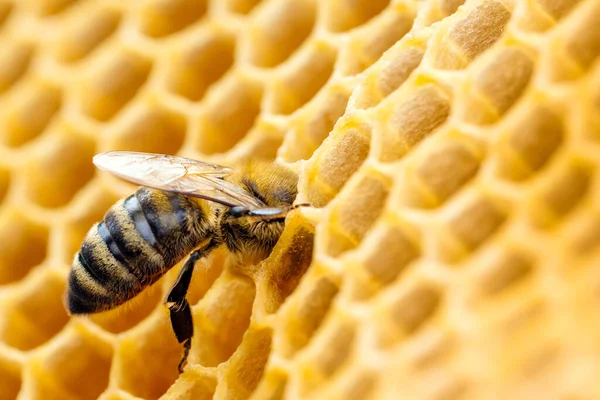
<box><xmin>166</xmin><ymin>238</ymin><xmax>219</xmax><ymax>373</ymax></box>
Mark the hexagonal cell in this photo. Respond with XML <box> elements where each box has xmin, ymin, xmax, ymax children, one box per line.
<box><xmin>474</xmin><ymin>248</ymin><xmax>534</xmax><ymax>297</ymax></box>
<box><xmin>322</xmin><ymin>0</ymin><xmax>390</xmax><ymax>33</ymax></box>
<box><xmin>529</xmin><ymin>160</ymin><xmax>593</xmax><ymax>228</ymax></box>
<box><xmin>24</xmin><ymin>0</ymin><xmax>79</xmax><ymax>16</ymax></box>
<box><xmin>190</xmin><ymin>272</ymin><xmax>255</xmax><ymax>367</ymax></box>
<box><xmin>52</xmin><ymin>6</ymin><xmax>121</xmax><ymax>63</ymax></box>
<box><xmin>164</xmin><ymin>28</ymin><xmax>235</xmax><ymax>101</ymax></box>
<box><xmin>377</xmin><ymin>282</ymin><xmax>443</xmax><ymax>347</ymax></box>
<box><xmin>114</xmin><ymin>314</ymin><xmax>182</xmax><ymax>399</ymax></box>
<box><xmin>243</xmin><ymin>0</ymin><xmax>316</xmax><ymax>68</ymax></box>
<box><xmin>160</xmin><ymin>368</ymin><xmax>217</xmax><ymax>400</ymax></box>
<box><xmin>354</xmin><ymin>220</ymin><xmax>420</xmax><ymax>294</ymax></box>
<box><xmin>138</xmin><ymin>0</ymin><xmax>208</xmax><ymax>38</ymax></box>
<box><xmin>264</xmin><ymin>41</ymin><xmax>336</xmax><ymax>115</ymax></box>
<box><xmin>194</xmin><ymin>74</ymin><xmax>262</xmax><ymax>155</ymax></box>
<box><xmin>26</xmin><ymin>324</ymin><xmax>113</xmax><ymax>399</ymax></box>
<box><xmin>459</xmin><ymin>46</ymin><xmax>534</xmax><ymax>124</ymax></box>
<box><xmin>216</xmin><ymin>326</ymin><xmax>272</xmax><ymax>399</ymax></box>
<box><xmin>0</xmin><ymin>211</ymin><xmax>48</xmax><ymax>285</ymax></box>
<box><xmin>106</xmin><ymin>104</ymin><xmax>186</xmax><ymax>154</ymax></box>
<box><xmin>23</xmin><ymin>128</ymin><xmax>95</xmax><ymax>208</ymax></box>
<box><xmin>432</xmin><ymin>1</ymin><xmax>511</xmax><ymax>69</ymax></box>
<box><xmin>0</xmin><ymin>352</ymin><xmax>21</xmax><ymax>400</ymax></box>
<box><xmin>316</xmin><ymin>369</ymin><xmax>378</xmax><ymax>400</ymax></box>
<box><xmin>296</xmin><ymin>318</ymin><xmax>356</xmax><ymax>394</ymax></box>
<box><xmin>301</xmin><ymin>118</ymin><xmax>371</xmax><ymax>207</ymax></box>
<box><xmin>0</xmin><ymin>81</ymin><xmax>61</xmax><ymax>148</ymax></box>
<box><xmin>562</xmin><ymin>1</ymin><xmax>600</xmax><ymax>71</ymax></box>
<box><xmin>77</xmin><ymin>50</ymin><xmax>152</xmax><ymax>122</ymax></box>
<box><xmin>277</xmin><ymin>270</ymin><xmax>339</xmax><ymax>357</ymax></box>
<box><xmin>0</xmin><ymin>41</ymin><xmax>33</xmax><ymax>95</ymax></box>
<box><xmin>494</xmin><ymin>103</ymin><xmax>564</xmax><ymax>181</ymax></box>
<box><xmin>259</xmin><ymin>212</ymin><xmax>315</xmax><ymax>314</ymax></box>
<box><xmin>399</xmin><ymin>135</ymin><xmax>482</xmax><ymax>208</ymax></box>
<box><xmin>351</xmin><ymin>44</ymin><xmax>425</xmax><ymax>110</ymax></box>
<box><xmin>338</xmin><ymin>7</ymin><xmax>415</xmax><ymax>76</ymax></box>
<box><xmin>224</xmin><ymin>0</ymin><xmax>262</xmax><ymax>14</ymax></box>
<box><xmin>229</xmin><ymin>120</ymin><xmax>285</xmax><ymax>161</ymax></box>
<box><xmin>566</xmin><ymin>213</ymin><xmax>600</xmax><ymax>254</ymax></box>
<box><xmin>377</xmin><ymin>83</ymin><xmax>451</xmax><ymax>161</ymax></box>
<box><xmin>436</xmin><ymin>193</ymin><xmax>510</xmax><ymax>263</ymax></box>
<box><xmin>322</xmin><ymin>170</ymin><xmax>391</xmax><ymax>257</ymax></box>
<box><xmin>0</xmin><ymin>268</ymin><xmax>69</xmax><ymax>350</ymax></box>
<box><xmin>279</xmin><ymin>84</ymin><xmax>351</xmax><ymax>162</ymax></box>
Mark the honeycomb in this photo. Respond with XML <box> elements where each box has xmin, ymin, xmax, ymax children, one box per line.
<box><xmin>0</xmin><ymin>0</ymin><xmax>599</xmax><ymax>398</ymax></box>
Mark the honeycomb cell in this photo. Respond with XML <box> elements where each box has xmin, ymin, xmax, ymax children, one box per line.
<box><xmin>265</xmin><ymin>41</ymin><xmax>336</xmax><ymax>115</ymax></box>
<box><xmin>115</xmin><ymin>315</ymin><xmax>182</xmax><ymax>400</ymax></box>
<box><xmin>323</xmin><ymin>0</ymin><xmax>390</xmax><ymax>33</ymax></box>
<box><xmin>531</xmin><ymin>161</ymin><xmax>592</xmax><ymax>227</ymax></box>
<box><xmin>562</xmin><ymin>1</ymin><xmax>600</xmax><ymax>70</ymax></box>
<box><xmin>25</xmin><ymin>0</ymin><xmax>78</xmax><ymax>16</ymax></box>
<box><xmin>194</xmin><ymin>74</ymin><xmax>262</xmax><ymax>154</ymax></box>
<box><xmin>0</xmin><ymin>269</ymin><xmax>69</xmax><ymax>351</ymax></box>
<box><xmin>161</xmin><ymin>369</ymin><xmax>217</xmax><ymax>400</ymax></box>
<box><xmin>243</xmin><ymin>0</ymin><xmax>316</xmax><ymax>68</ymax></box>
<box><xmin>0</xmin><ymin>352</ymin><xmax>21</xmax><ymax>400</ymax></box>
<box><xmin>379</xmin><ymin>83</ymin><xmax>451</xmax><ymax>160</ymax></box>
<box><xmin>165</xmin><ymin>28</ymin><xmax>235</xmax><ymax>101</ymax></box>
<box><xmin>351</xmin><ymin>45</ymin><xmax>425</xmax><ymax>110</ymax></box>
<box><xmin>357</xmin><ymin>221</ymin><xmax>420</xmax><ymax>290</ymax></box>
<box><xmin>302</xmin><ymin>119</ymin><xmax>371</xmax><ymax>206</ymax></box>
<box><xmin>433</xmin><ymin>1</ymin><xmax>511</xmax><ymax>69</ymax></box>
<box><xmin>338</xmin><ymin>7</ymin><xmax>415</xmax><ymax>76</ymax></box>
<box><xmin>52</xmin><ymin>7</ymin><xmax>121</xmax><ymax>63</ymax></box>
<box><xmin>404</xmin><ymin>137</ymin><xmax>482</xmax><ymax>208</ymax></box>
<box><xmin>138</xmin><ymin>0</ymin><xmax>208</xmax><ymax>38</ymax></box>
<box><xmin>217</xmin><ymin>326</ymin><xmax>272</xmax><ymax>399</ymax></box>
<box><xmin>279</xmin><ymin>84</ymin><xmax>351</xmax><ymax>162</ymax></box>
<box><xmin>23</xmin><ymin>128</ymin><xmax>95</xmax><ymax>208</ymax></box>
<box><xmin>191</xmin><ymin>273</ymin><xmax>255</xmax><ymax>367</ymax></box>
<box><xmin>320</xmin><ymin>369</ymin><xmax>378</xmax><ymax>400</ymax></box>
<box><xmin>323</xmin><ymin>170</ymin><xmax>391</xmax><ymax>257</ymax></box>
<box><xmin>107</xmin><ymin>105</ymin><xmax>186</xmax><ymax>154</ymax></box>
<box><xmin>0</xmin><ymin>41</ymin><xmax>32</xmax><ymax>95</ymax></box>
<box><xmin>261</xmin><ymin>214</ymin><xmax>315</xmax><ymax>314</ymax></box>
<box><xmin>437</xmin><ymin>194</ymin><xmax>509</xmax><ymax>262</ymax></box>
<box><xmin>279</xmin><ymin>272</ymin><xmax>339</xmax><ymax>357</ymax></box>
<box><xmin>297</xmin><ymin>319</ymin><xmax>356</xmax><ymax>394</ymax></box>
<box><xmin>475</xmin><ymin>249</ymin><xmax>534</xmax><ymax>296</ymax></box>
<box><xmin>472</xmin><ymin>46</ymin><xmax>534</xmax><ymax>118</ymax></box>
<box><xmin>378</xmin><ymin>282</ymin><xmax>443</xmax><ymax>347</ymax></box>
<box><xmin>495</xmin><ymin>103</ymin><xmax>564</xmax><ymax>181</ymax></box>
<box><xmin>0</xmin><ymin>82</ymin><xmax>61</xmax><ymax>148</ymax></box>
<box><xmin>78</xmin><ymin>50</ymin><xmax>152</xmax><ymax>122</ymax></box>
<box><xmin>566</xmin><ymin>213</ymin><xmax>600</xmax><ymax>254</ymax></box>
<box><xmin>224</xmin><ymin>0</ymin><xmax>262</xmax><ymax>14</ymax></box>
<box><xmin>28</xmin><ymin>324</ymin><xmax>113</xmax><ymax>400</ymax></box>
<box><xmin>0</xmin><ymin>211</ymin><xmax>48</xmax><ymax>285</ymax></box>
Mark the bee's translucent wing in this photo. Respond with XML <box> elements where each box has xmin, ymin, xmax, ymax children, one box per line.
<box><xmin>93</xmin><ymin>151</ymin><xmax>265</xmax><ymax>209</ymax></box>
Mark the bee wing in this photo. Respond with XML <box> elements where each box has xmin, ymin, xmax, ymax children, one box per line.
<box><xmin>93</xmin><ymin>151</ymin><xmax>265</xmax><ymax>209</ymax></box>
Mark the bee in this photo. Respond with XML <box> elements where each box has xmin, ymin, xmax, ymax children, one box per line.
<box><xmin>65</xmin><ymin>151</ymin><xmax>307</xmax><ymax>373</ymax></box>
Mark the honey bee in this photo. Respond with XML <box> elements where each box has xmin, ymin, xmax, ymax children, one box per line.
<box><xmin>65</xmin><ymin>151</ymin><xmax>307</xmax><ymax>372</ymax></box>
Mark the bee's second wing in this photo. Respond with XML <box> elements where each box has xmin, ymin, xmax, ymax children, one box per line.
<box><xmin>93</xmin><ymin>151</ymin><xmax>265</xmax><ymax>209</ymax></box>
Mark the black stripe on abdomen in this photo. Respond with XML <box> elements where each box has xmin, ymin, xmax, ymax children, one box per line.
<box><xmin>79</xmin><ymin>242</ymin><xmax>111</xmax><ymax>286</ymax></box>
<box><xmin>97</xmin><ymin>221</ymin><xmax>127</xmax><ymax>266</ymax></box>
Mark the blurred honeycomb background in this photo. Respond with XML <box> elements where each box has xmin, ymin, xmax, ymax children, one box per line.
<box><xmin>0</xmin><ymin>0</ymin><xmax>599</xmax><ymax>399</ymax></box>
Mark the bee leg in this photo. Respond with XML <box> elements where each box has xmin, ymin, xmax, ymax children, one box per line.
<box><xmin>167</xmin><ymin>239</ymin><xmax>219</xmax><ymax>373</ymax></box>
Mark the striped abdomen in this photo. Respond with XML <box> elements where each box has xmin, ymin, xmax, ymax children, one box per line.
<box><xmin>67</xmin><ymin>187</ymin><xmax>213</xmax><ymax>314</ymax></box>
